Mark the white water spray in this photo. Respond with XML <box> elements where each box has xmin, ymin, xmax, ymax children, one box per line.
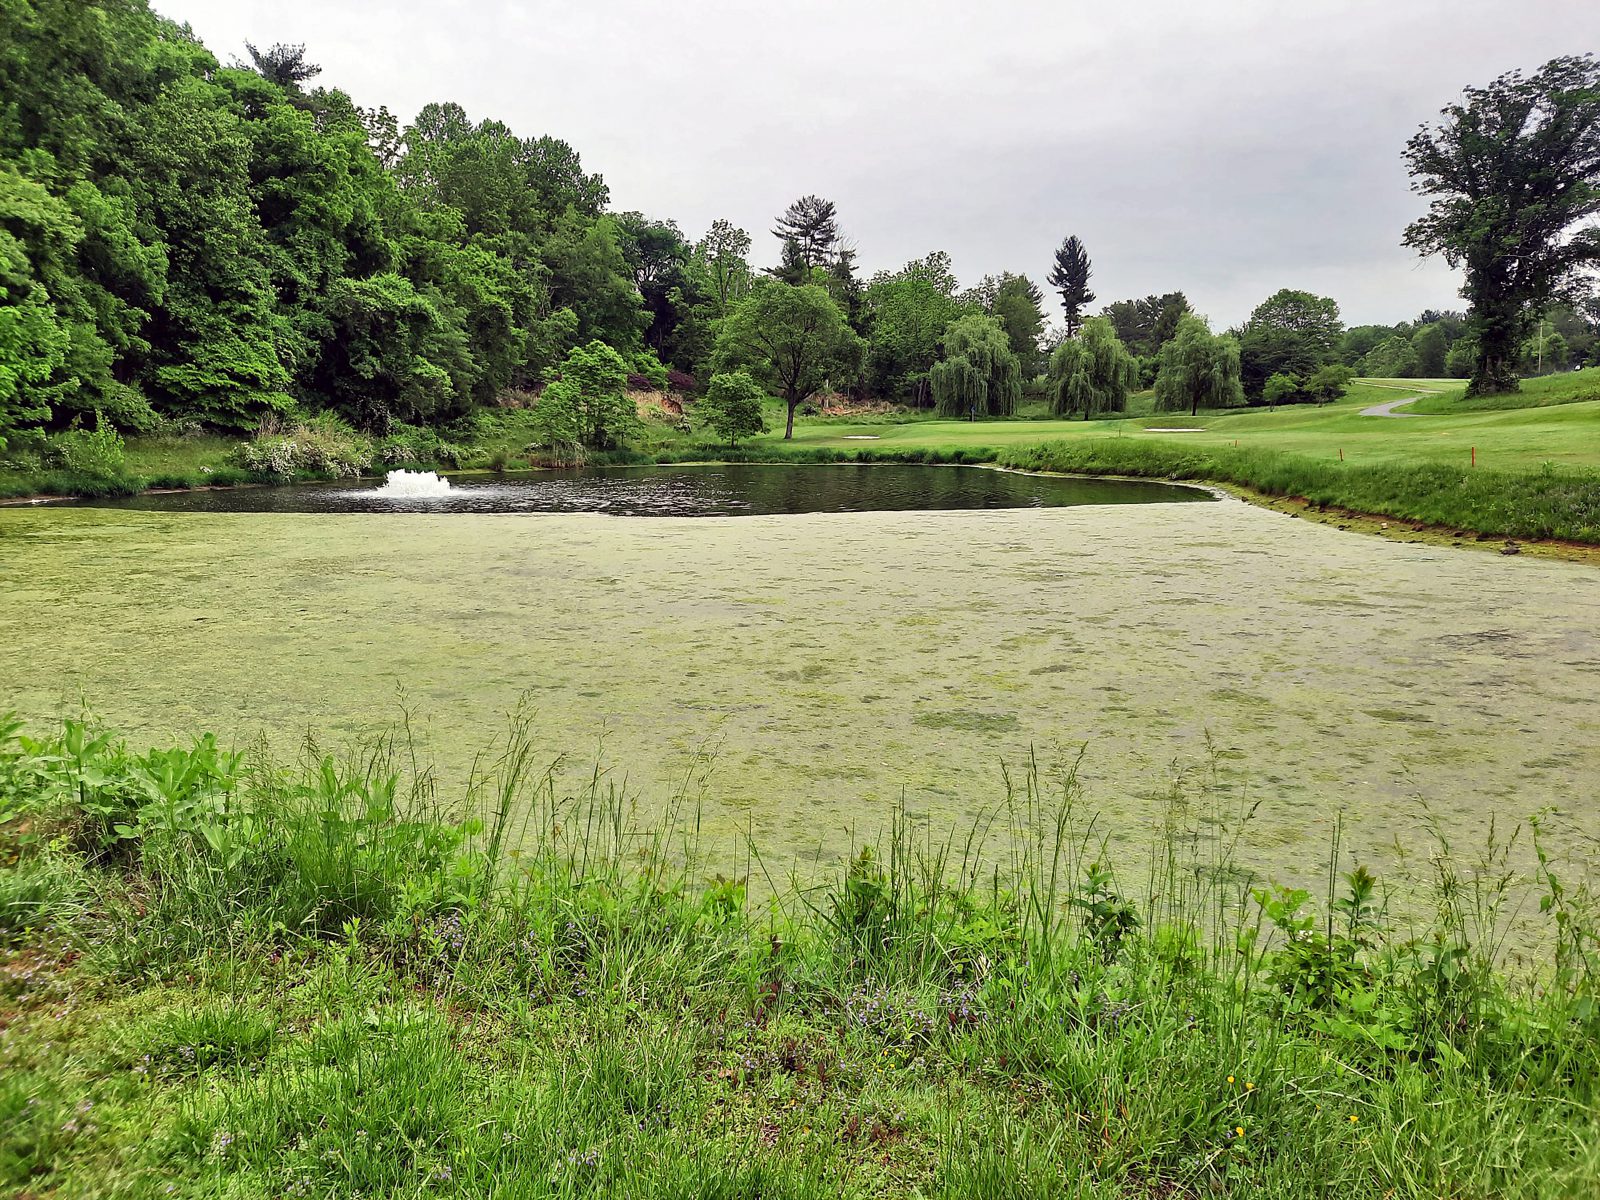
<box><xmin>372</xmin><ymin>469</ymin><xmax>454</xmax><ymax>498</ymax></box>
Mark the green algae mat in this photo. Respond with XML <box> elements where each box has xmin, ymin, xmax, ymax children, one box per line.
<box><xmin>3</xmin><ymin>496</ymin><xmax>1597</xmax><ymax>886</ymax></box>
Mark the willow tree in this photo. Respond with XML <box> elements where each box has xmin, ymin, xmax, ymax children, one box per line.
<box><xmin>1048</xmin><ymin>317</ymin><xmax>1137</xmax><ymax>418</ymax></box>
<box><xmin>931</xmin><ymin>315</ymin><xmax>1021</xmax><ymax>418</ymax></box>
<box><xmin>1152</xmin><ymin>315</ymin><xmax>1243</xmax><ymax>416</ymax></box>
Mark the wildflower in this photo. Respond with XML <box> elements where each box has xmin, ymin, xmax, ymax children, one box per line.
<box><xmin>1349</xmin><ymin>1114</ymin><xmax>1358</xmax><ymax>1124</ymax></box>
<box><xmin>1235</xmin><ymin>1126</ymin><xmax>1244</xmax><ymax>1137</ymax></box>
<box><xmin>1245</xmin><ymin>1081</ymin><xmax>1255</xmax><ymax>1091</ymax></box>
<box><xmin>1227</xmin><ymin>1075</ymin><xmax>1234</xmax><ymax>1083</ymax></box>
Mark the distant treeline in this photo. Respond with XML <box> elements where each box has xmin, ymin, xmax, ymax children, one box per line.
<box><xmin>4</xmin><ymin>2</ymin><xmax>1598</xmax><ymax>449</ymax></box>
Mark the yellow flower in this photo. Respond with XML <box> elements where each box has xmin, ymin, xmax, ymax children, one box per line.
<box><xmin>1349</xmin><ymin>1114</ymin><xmax>1359</xmax><ymax>1124</ymax></box>
<box><xmin>1245</xmin><ymin>1081</ymin><xmax>1255</xmax><ymax>1091</ymax></box>
<box><xmin>1235</xmin><ymin>1126</ymin><xmax>1244</xmax><ymax>1138</ymax></box>
<box><xmin>1227</xmin><ymin>1075</ymin><xmax>1235</xmax><ymax>1084</ymax></box>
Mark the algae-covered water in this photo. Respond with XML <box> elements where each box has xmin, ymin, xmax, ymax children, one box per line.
<box><xmin>2</xmin><ymin>485</ymin><xmax>1597</xmax><ymax>885</ymax></box>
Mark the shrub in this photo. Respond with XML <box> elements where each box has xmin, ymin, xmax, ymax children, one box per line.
<box><xmin>236</xmin><ymin>415</ymin><xmax>373</xmax><ymax>481</ymax></box>
<box><xmin>697</xmin><ymin>371</ymin><xmax>768</xmax><ymax>447</ymax></box>
<box><xmin>53</xmin><ymin>415</ymin><xmax>126</xmax><ymax>480</ymax></box>
<box><xmin>629</xmin><ymin>349</ymin><xmax>670</xmax><ymax>391</ymax></box>
<box><xmin>376</xmin><ymin>423</ymin><xmax>475</xmax><ymax>468</ymax></box>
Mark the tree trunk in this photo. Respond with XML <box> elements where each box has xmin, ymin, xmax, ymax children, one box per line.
<box><xmin>1467</xmin><ymin>319</ymin><xmax>1521</xmax><ymax>398</ymax></box>
<box><xmin>784</xmin><ymin>395</ymin><xmax>796</xmax><ymax>439</ymax></box>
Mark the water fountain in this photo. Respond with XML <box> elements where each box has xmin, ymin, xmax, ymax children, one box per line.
<box><xmin>372</xmin><ymin>469</ymin><xmax>454</xmax><ymax>498</ymax></box>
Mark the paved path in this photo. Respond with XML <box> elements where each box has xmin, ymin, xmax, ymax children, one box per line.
<box><xmin>1359</xmin><ymin>394</ymin><xmax>1424</xmax><ymax>417</ymax></box>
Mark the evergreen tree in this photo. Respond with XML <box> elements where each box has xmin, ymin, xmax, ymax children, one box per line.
<box><xmin>243</xmin><ymin>42</ymin><xmax>322</xmax><ymax>94</ymax></box>
<box><xmin>1047</xmin><ymin>235</ymin><xmax>1095</xmax><ymax>336</ymax></box>
<box><xmin>772</xmin><ymin>195</ymin><xmax>839</xmax><ymax>269</ymax></box>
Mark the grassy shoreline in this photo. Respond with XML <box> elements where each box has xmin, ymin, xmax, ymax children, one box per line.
<box><xmin>4</xmin><ymin>714</ymin><xmax>1600</xmax><ymax>1197</ymax></box>
<box><xmin>4</xmin><ymin>371</ymin><xmax>1599</xmax><ymax>548</ymax></box>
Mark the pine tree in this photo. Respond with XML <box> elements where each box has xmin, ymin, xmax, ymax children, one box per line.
<box><xmin>1048</xmin><ymin>235</ymin><xmax>1096</xmax><ymax>336</ymax></box>
<box><xmin>772</xmin><ymin>196</ymin><xmax>839</xmax><ymax>270</ymax></box>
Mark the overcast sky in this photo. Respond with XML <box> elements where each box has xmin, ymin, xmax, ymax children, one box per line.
<box><xmin>156</xmin><ymin>0</ymin><xmax>1592</xmax><ymax>328</ymax></box>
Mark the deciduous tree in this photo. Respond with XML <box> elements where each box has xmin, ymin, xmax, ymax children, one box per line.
<box><xmin>1047</xmin><ymin>317</ymin><xmax>1135</xmax><ymax>418</ymax></box>
<box><xmin>1153</xmin><ymin>316</ymin><xmax>1243</xmax><ymax>416</ymax></box>
<box><xmin>1403</xmin><ymin>55</ymin><xmax>1600</xmax><ymax>395</ymax></box>
<box><xmin>931</xmin><ymin>315</ymin><xmax>1021</xmax><ymax>418</ymax></box>
<box><xmin>698</xmin><ymin>370</ymin><xmax>768</xmax><ymax>447</ymax></box>
<box><xmin>713</xmin><ymin>282</ymin><xmax>861</xmax><ymax>438</ymax></box>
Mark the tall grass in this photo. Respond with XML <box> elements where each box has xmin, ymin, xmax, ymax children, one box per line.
<box><xmin>3</xmin><ymin>712</ymin><xmax>1599</xmax><ymax>1196</ymax></box>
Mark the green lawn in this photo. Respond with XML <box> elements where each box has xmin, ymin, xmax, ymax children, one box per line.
<box><xmin>761</xmin><ymin>372</ymin><xmax>1600</xmax><ymax>474</ymax></box>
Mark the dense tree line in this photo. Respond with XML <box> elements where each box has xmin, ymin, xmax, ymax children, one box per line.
<box><xmin>2</xmin><ymin>6</ymin><xmax>1593</xmax><ymax>452</ymax></box>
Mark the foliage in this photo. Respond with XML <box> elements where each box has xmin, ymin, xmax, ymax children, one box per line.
<box><xmin>235</xmin><ymin>414</ymin><xmax>373</xmax><ymax>480</ymax></box>
<box><xmin>931</xmin><ymin>315</ymin><xmax>1021</xmax><ymax>418</ymax></box>
<box><xmin>531</xmin><ymin>341</ymin><xmax>637</xmax><ymax>459</ymax></box>
<box><xmin>3</xmin><ymin>713</ymin><xmax>1600</xmax><ymax>1197</ymax></box>
<box><xmin>713</xmin><ymin>282</ymin><xmax>862</xmax><ymax>438</ymax></box>
<box><xmin>1263</xmin><ymin>372</ymin><xmax>1304</xmax><ymax>406</ymax></box>
<box><xmin>696</xmin><ymin>371</ymin><xmax>768</xmax><ymax>447</ymax></box>
<box><xmin>1358</xmin><ymin>334</ymin><xmax>1421</xmax><ymax>378</ymax></box>
<box><xmin>1047</xmin><ymin>317</ymin><xmax>1137</xmax><ymax>418</ymax></box>
<box><xmin>53</xmin><ymin>414</ymin><xmax>126</xmax><ymax>479</ymax></box>
<box><xmin>1306</xmin><ymin>362</ymin><xmax>1355</xmax><ymax>403</ymax></box>
<box><xmin>1102</xmin><ymin>292</ymin><xmax>1191</xmax><ymax>358</ymax></box>
<box><xmin>0</xmin><ymin>1</ymin><xmax>633</xmax><ymax>440</ymax></box>
<box><xmin>967</xmin><ymin>272</ymin><xmax>1046</xmax><ymax>374</ymax></box>
<box><xmin>629</xmin><ymin>348</ymin><xmax>670</xmax><ymax>391</ymax></box>
<box><xmin>1237</xmin><ymin>289</ymin><xmax>1344</xmax><ymax>399</ymax></box>
<box><xmin>0</xmin><ymin>280</ymin><xmax>68</xmax><ymax>445</ymax></box>
<box><xmin>1153</xmin><ymin>315</ymin><xmax>1245</xmax><ymax>415</ymax></box>
<box><xmin>862</xmin><ymin>256</ymin><xmax>965</xmax><ymax>405</ymax></box>
<box><xmin>1047</xmin><ymin>234</ymin><xmax>1095</xmax><ymax>335</ymax></box>
<box><xmin>771</xmin><ymin>195</ymin><xmax>839</xmax><ymax>271</ymax></box>
<box><xmin>1403</xmin><ymin>54</ymin><xmax>1600</xmax><ymax>396</ymax></box>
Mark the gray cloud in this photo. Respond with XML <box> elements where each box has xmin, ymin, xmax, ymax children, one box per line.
<box><xmin>160</xmin><ymin>0</ymin><xmax>1594</xmax><ymax>326</ymax></box>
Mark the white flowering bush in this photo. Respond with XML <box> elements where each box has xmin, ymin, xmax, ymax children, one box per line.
<box><xmin>236</xmin><ymin>417</ymin><xmax>373</xmax><ymax>481</ymax></box>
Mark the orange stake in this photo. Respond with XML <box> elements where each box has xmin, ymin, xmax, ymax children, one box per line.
<box><xmin>1471</xmin><ymin>446</ymin><xmax>1476</xmax><ymax>468</ymax></box>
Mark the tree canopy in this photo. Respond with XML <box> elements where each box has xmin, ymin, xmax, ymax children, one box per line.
<box><xmin>1403</xmin><ymin>54</ymin><xmax>1600</xmax><ymax>395</ymax></box>
<box><xmin>1047</xmin><ymin>317</ymin><xmax>1137</xmax><ymax>418</ymax></box>
<box><xmin>713</xmin><ymin>282</ymin><xmax>861</xmax><ymax>438</ymax></box>
<box><xmin>930</xmin><ymin>315</ymin><xmax>1021</xmax><ymax>418</ymax></box>
<box><xmin>1236</xmin><ymin>288</ymin><xmax>1344</xmax><ymax>399</ymax></box>
<box><xmin>1153</xmin><ymin>316</ymin><xmax>1244</xmax><ymax>416</ymax></box>
<box><xmin>697</xmin><ymin>370</ymin><xmax>768</xmax><ymax>447</ymax></box>
<box><xmin>1048</xmin><ymin>235</ymin><xmax>1096</xmax><ymax>336</ymax></box>
<box><xmin>772</xmin><ymin>195</ymin><xmax>839</xmax><ymax>271</ymax></box>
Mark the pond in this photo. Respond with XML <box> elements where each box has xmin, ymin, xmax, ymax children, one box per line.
<box><xmin>52</xmin><ymin>463</ymin><xmax>1214</xmax><ymax>516</ymax></box>
<box><xmin>3</xmin><ymin>477</ymin><xmax>1597</xmax><ymax>908</ymax></box>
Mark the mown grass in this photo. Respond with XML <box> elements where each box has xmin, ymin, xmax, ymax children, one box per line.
<box><xmin>3</xmin><ymin>711</ymin><xmax>1599</xmax><ymax>1198</ymax></box>
<box><xmin>1411</xmin><ymin>369</ymin><xmax>1600</xmax><ymax>414</ymax></box>
<box><xmin>996</xmin><ymin>438</ymin><xmax>1600</xmax><ymax>541</ymax></box>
